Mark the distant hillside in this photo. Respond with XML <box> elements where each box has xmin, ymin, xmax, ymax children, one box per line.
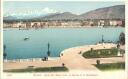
<box><xmin>4</xmin><ymin>16</ymin><xmax>18</xmax><ymax>21</ymax></box>
<box><xmin>80</xmin><ymin>5</ymin><xmax>125</xmax><ymax>20</ymax></box>
<box><xmin>4</xmin><ymin>5</ymin><xmax>125</xmax><ymax>21</ymax></box>
<box><xmin>40</xmin><ymin>12</ymin><xmax>80</xmax><ymax>20</ymax></box>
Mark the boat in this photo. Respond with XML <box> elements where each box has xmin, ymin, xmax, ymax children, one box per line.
<box><xmin>24</xmin><ymin>37</ymin><xmax>29</xmax><ymax>41</ymax></box>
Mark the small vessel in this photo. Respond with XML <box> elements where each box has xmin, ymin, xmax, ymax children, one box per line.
<box><xmin>24</xmin><ymin>37</ymin><xmax>29</xmax><ymax>41</ymax></box>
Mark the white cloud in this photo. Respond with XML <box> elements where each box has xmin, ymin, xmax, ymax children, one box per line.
<box><xmin>4</xmin><ymin>7</ymin><xmax>59</xmax><ymax>17</ymax></box>
<box><xmin>41</xmin><ymin>7</ymin><xmax>57</xmax><ymax>13</ymax></box>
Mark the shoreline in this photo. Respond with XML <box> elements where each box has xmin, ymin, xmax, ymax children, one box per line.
<box><xmin>3</xmin><ymin>26</ymin><xmax>124</xmax><ymax>29</ymax></box>
<box><xmin>4</xmin><ymin>43</ymin><xmax>116</xmax><ymax>62</ymax></box>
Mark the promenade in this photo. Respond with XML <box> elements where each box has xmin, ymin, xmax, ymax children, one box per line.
<box><xmin>4</xmin><ymin>43</ymin><xmax>125</xmax><ymax>71</ymax></box>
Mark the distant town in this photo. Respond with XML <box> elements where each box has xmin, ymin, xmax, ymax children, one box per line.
<box><xmin>3</xmin><ymin>19</ymin><xmax>125</xmax><ymax>28</ymax></box>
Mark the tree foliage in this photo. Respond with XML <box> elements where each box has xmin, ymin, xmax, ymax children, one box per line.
<box><xmin>119</xmin><ymin>32</ymin><xmax>125</xmax><ymax>45</ymax></box>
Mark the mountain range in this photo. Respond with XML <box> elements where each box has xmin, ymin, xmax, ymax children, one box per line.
<box><xmin>4</xmin><ymin>5</ymin><xmax>125</xmax><ymax>21</ymax></box>
<box><xmin>80</xmin><ymin>5</ymin><xmax>125</xmax><ymax>19</ymax></box>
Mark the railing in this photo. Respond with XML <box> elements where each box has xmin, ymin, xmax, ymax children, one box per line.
<box><xmin>4</xmin><ymin>57</ymin><xmax>60</xmax><ymax>62</ymax></box>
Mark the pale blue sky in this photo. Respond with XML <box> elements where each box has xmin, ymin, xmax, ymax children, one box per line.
<box><xmin>4</xmin><ymin>1</ymin><xmax>124</xmax><ymax>16</ymax></box>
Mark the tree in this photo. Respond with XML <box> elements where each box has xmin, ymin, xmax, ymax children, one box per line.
<box><xmin>119</xmin><ymin>32</ymin><xmax>125</xmax><ymax>45</ymax></box>
<box><xmin>47</xmin><ymin>43</ymin><xmax>51</xmax><ymax>57</ymax></box>
<box><xmin>102</xmin><ymin>35</ymin><xmax>104</xmax><ymax>43</ymax></box>
<box><xmin>3</xmin><ymin>45</ymin><xmax>7</xmax><ymax>59</ymax></box>
<box><xmin>117</xmin><ymin>43</ymin><xmax>120</xmax><ymax>49</ymax></box>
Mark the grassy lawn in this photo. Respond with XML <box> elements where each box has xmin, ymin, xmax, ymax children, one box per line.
<box><xmin>94</xmin><ymin>62</ymin><xmax>125</xmax><ymax>71</ymax></box>
<box><xmin>4</xmin><ymin>66</ymin><xmax>68</xmax><ymax>72</ymax></box>
<box><xmin>82</xmin><ymin>48</ymin><xmax>118</xmax><ymax>58</ymax></box>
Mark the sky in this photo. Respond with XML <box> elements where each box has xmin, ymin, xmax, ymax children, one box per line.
<box><xmin>4</xmin><ymin>1</ymin><xmax>124</xmax><ymax>17</ymax></box>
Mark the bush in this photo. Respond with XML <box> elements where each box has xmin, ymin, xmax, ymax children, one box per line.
<box><xmin>96</xmin><ymin>60</ymin><xmax>100</xmax><ymax>65</ymax></box>
<box><xmin>95</xmin><ymin>62</ymin><xmax>125</xmax><ymax>71</ymax></box>
<box><xmin>82</xmin><ymin>48</ymin><xmax>118</xmax><ymax>58</ymax></box>
<box><xmin>4</xmin><ymin>66</ymin><xmax>68</xmax><ymax>72</ymax></box>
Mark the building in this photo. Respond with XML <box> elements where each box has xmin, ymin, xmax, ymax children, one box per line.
<box><xmin>3</xmin><ymin>19</ymin><xmax>125</xmax><ymax>28</ymax></box>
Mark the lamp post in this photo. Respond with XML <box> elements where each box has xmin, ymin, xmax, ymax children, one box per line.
<box><xmin>117</xmin><ymin>43</ymin><xmax>121</xmax><ymax>56</ymax></box>
<box><xmin>47</xmin><ymin>43</ymin><xmax>51</xmax><ymax>57</ymax></box>
<box><xmin>102</xmin><ymin>35</ymin><xmax>104</xmax><ymax>43</ymax></box>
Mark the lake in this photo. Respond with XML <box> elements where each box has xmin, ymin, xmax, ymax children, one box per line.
<box><xmin>4</xmin><ymin>27</ymin><xmax>124</xmax><ymax>59</ymax></box>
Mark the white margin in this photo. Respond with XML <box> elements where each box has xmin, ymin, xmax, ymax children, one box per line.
<box><xmin>125</xmin><ymin>1</ymin><xmax>128</xmax><ymax>79</ymax></box>
<box><xmin>1</xmin><ymin>0</ymin><xmax>128</xmax><ymax>79</ymax></box>
<box><xmin>0</xmin><ymin>0</ymin><xmax>3</xmax><ymax>78</ymax></box>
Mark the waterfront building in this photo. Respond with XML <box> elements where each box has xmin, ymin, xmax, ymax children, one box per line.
<box><xmin>26</xmin><ymin>22</ymin><xmax>32</xmax><ymax>28</ymax></box>
<box><xmin>3</xmin><ymin>23</ymin><xmax>13</xmax><ymax>28</ymax></box>
<box><xmin>81</xmin><ymin>21</ymin><xmax>90</xmax><ymax>26</ymax></box>
<box><xmin>104</xmin><ymin>20</ymin><xmax>110</xmax><ymax>26</ymax></box>
<box><xmin>98</xmin><ymin>20</ymin><xmax>105</xmax><ymax>26</ymax></box>
<box><xmin>89</xmin><ymin>21</ymin><xmax>94</xmax><ymax>26</ymax></box>
<box><xmin>12</xmin><ymin>22</ymin><xmax>19</xmax><ymax>28</ymax></box>
<box><xmin>116</xmin><ymin>20</ymin><xmax>123</xmax><ymax>26</ymax></box>
<box><xmin>20</xmin><ymin>22</ymin><xmax>26</xmax><ymax>28</ymax></box>
<box><xmin>110</xmin><ymin>20</ymin><xmax>118</xmax><ymax>26</ymax></box>
<box><xmin>3</xmin><ymin>19</ymin><xmax>125</xmax><ymax>28</ymax></box>
<box><xmin>31</xmin><ymin>22</ymin><xmax>40</xmax><ymax>28</ymax></box>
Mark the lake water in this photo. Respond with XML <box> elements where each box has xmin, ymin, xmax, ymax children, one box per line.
<box><xmin>4</xmin><ymin>27</ymin><xmax>124</xmax><ymax>59</ymax></box>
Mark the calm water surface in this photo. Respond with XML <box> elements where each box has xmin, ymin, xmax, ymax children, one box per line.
<box><xmin>4</xmin><ymin>27</ymin><xmax>124</xmax><ymax>59</ymax></box>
